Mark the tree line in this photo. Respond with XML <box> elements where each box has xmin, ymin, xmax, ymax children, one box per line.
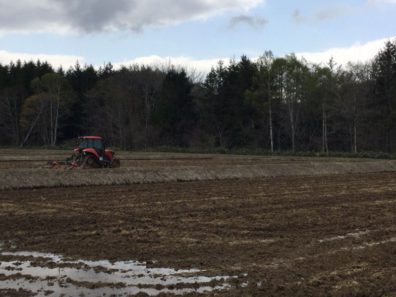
<box><xmin>0</xmin><ymin>40</ymin><xmax>396</xmax><ymax>153</ymax></box>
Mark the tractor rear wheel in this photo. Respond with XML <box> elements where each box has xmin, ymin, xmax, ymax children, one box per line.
<box><xmin>81</xmin><ymin>155</ymin><xmax>98</xmax><ymax>169</ymax></box>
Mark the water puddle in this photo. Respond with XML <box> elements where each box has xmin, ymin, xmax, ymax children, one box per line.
<box><xmin>0</xmin><ymin>250</ymin><xmax>235</xmax><ymax>296</ymax></box>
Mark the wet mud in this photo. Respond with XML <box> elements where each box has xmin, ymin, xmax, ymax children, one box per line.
<box><xmin>1</xmin><ymin>172</ymin><xmax>396</xmax><ymax>296</ymax></box>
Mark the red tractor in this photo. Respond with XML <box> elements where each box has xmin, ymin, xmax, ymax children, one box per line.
<box><xmin>72</xmin><ymin>136</ymin><xmax>120</xmax><ymax>168</ymax></box>
<box><xmin>50</xmin><ymin>136</ymin><xmax>120</xmax><ymax>169</ymax></box>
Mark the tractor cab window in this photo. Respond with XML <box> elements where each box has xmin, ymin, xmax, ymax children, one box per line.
<box><xmin>79</xmin><ymin>139</ymin><xmax>104</xmax><ymax>151</ymax></box>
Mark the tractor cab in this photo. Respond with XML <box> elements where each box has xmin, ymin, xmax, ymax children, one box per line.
<box><xmin>77</xmin><ymin>136</ymin><xmax>105</xmax><ymax>155</ymax></box>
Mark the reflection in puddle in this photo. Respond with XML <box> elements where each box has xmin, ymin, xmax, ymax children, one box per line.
<box><xmin>0</xmin><ymin>250</ymin><xmax>235</xmax><ymax>296</ymax></box>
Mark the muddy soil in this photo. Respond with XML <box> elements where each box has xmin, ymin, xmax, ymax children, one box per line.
<box><xmin>1</xmin><ymin>172</ymin><xmax>396</xmax><ymax>296</ymax></box>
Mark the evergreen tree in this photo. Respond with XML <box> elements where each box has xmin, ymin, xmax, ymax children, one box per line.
<box><xmin>154</xmin><ymin>68</ymin><xmax>196</xmax><ymax>147</ymax></box>
<box><xmin>371</xmin><ymin>40</ymin><xmax>396</xmax><ymax>152</ymax></box>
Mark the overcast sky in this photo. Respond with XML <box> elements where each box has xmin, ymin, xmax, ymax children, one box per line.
<box><xmin>0</xmin><ymin>0</ymin><xmax>395</xmax><ymax>73</ymax></box>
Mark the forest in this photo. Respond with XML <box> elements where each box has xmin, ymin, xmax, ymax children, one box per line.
<box><xmin>0</xmin><ymin>40</ymin><xmax>395</xmax><ymax>153</ymax></box>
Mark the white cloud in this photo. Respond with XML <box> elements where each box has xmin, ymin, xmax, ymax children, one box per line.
<box><xmin>2</xmin><ymin>37</ymin><xmax>391</xmax><ymax>75</ymax></box>
<box><xmin>0</xmin><ymin>50</ymin><xmax>84</xmax><ymax>69</ymax></box>
<box><xmin>0</xmin><ymin>51</ymin><xmax>227</xmax><ymax>74</ymax></box>
<box><xmin>0</xmin><ymin>0</ymin><xmax>264</xmax><ymax>34</ymax></box>
<box><xmin>368</xmin><ymin>0</ymin><xmax>396</xmax><ymax>4</ymax></box>
<box><xmin>114</xmin><ymin>55</ymin><xmax>229</xmax><ymax>75</ymax></box>
<box><xmin>296</xmin><ymin>37</ymin><xmax>394</xmax><ymax>66</ymax></box>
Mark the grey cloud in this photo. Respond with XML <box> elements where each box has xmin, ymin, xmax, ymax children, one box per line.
<box><xmin>292</xmin><ymin>9</ymin><xmax>305</xmax><ymax>24</ymax></box>
<box><xmin>0</xmin><ymin>0</ymin><xmax>263</xmax><ymax>34</ymax></box>
<box><xmin>293</xmin><ymin>6</ymin><xmax>347</xmax><ymax>24</ymax></box>
<box><xmin>64</xmin><ymin>0</ymin><xmax>133</xmax><ymax>32</ymax></box>
<box><xmin>228</xmin><ymin>15</ymin><xmax>268</xmax><ymax>29</ymax></box>
<box><xmin>0</xmin><ymin>1</ymin><xmax>58</xmax><ymax>30</ymax></box>
<box><xmin>314</xmin><ymin>7</ymin><xmax>344</xmax><ymax>21</ymax></box>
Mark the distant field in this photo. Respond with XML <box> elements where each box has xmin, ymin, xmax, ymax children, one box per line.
<box><xmin>1</xmin><ymin>149</ymin><xmax>396</xmax><ymax>189</ymax></box>
<box><xmin>1</xmin><ymin>149</ymin><xmax>396</xmax><ymax>296</ymax></box>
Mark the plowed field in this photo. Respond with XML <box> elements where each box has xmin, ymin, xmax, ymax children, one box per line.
<box><xmin>1</xmin><ymin>163</ymin><xmax>396</xmax><ymax>296</ymax></box>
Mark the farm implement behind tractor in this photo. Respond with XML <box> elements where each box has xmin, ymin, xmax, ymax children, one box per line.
<box><xmin>49</xmin><ymin>136</ymin><xmax>121</xmax><ymax>169</ymax></box>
